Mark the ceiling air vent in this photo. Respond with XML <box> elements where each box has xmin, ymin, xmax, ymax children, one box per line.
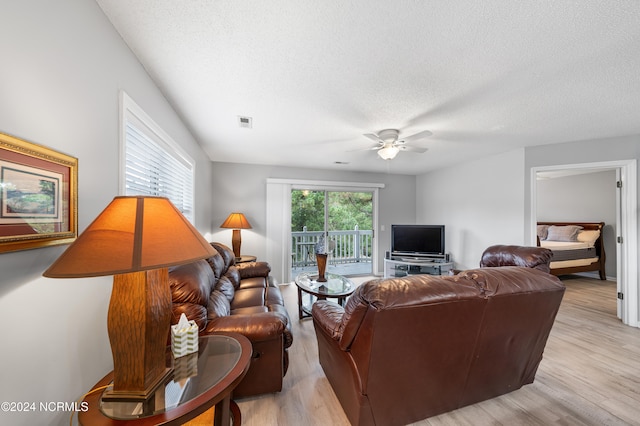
<box><xmin>238</xmin><ymin>116</ymin><xmax>253</xmax><ymax>129</ymax></box>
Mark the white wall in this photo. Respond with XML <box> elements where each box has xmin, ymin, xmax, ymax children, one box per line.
<box><xmin>0</xmin><ymin>2</ymin><xmax>212</xmax><ymax>425</ymax></box>
<box><xmin>416</xmin><ymin>149</ymin><xmax>526</xmax><ymax>269</ymax></box>
<box><xmin>209</xmin><ymin>162</ymin><xmax>416</xmax><ymax>277</ymax></box>
<box><xmin>537</xmin><ymin>170</ymin><xmax>617</xmax><ymax>278</ymax></box>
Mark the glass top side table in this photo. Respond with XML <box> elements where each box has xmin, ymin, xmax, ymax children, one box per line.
<box><xmin>79</xmin><ymin>333</ymin><xmax>251</xmax><ymax>426</ymax></box>
<box><xmin>295</xmin><ymin>272</ymin><xmax>355</xmax><ymax>320</ymax></box>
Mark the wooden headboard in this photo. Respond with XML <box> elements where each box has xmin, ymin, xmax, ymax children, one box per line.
<box><xmin>537</xmin><ymin>221</ymin><xmax>604</xmax><ymax>233</ymax></box>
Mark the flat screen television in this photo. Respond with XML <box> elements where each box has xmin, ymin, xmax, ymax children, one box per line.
<box><xmin>391</xmin><ymin>224</ymin><xmax>445</xmax><ymax>257</ymax></box>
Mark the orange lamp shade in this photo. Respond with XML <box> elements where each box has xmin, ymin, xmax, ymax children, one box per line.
<box><xmin>43</xmin><ymin>196</ymin><xmax>216</xmax><ymax>401</ymax></box>
<box><xmin>220</xmin><ymin>212</ymin><xmax>252</xmax><ymax>230</ymax></box>
<box><xmin>220</xmin><ymin>213</ymin><xmax>251</xmax><ymax>258</ymax></box>
<box><xmin>44</xmin><ymin>196</ymin><xmax>216</xmax><ymax>278</ymax></box>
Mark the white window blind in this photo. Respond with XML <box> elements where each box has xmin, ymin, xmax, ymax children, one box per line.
<box><xmin>120</xmin><ymin>92</ymin><xmax>195</xmax><ymax>222</ymax></box>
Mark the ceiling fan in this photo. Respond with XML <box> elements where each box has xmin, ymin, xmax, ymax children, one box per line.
<box><xmin>362</xmin><ymin>129</ymin><xmax>432</xmax><ymax>160</ymax></box>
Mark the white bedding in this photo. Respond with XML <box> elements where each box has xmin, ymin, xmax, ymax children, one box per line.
<box><xmin>540</xmin><ymin>240</ymin><xmax>592</xmax><ymax>251</ymax></box>
<box><xmin>540</xmin><ymin>240</ymin><xmax>598</xmax><ymax>267</ymax></box>
<box><xmin>550</xmin><ymin>258</ymin><xmax>599</xmax><ymax>268</ymax></box>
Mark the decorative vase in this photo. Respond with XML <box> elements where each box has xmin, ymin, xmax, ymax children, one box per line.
<box><xmin>316</xmin><ymin>253</ymin><xmax>328</xmax><ymax>282</ymax></box>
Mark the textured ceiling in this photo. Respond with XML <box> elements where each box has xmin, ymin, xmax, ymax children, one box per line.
<box><xmin>96</xmin><ymin>0</ymin><xmax>640</xmax><ymax>175</ymax></box>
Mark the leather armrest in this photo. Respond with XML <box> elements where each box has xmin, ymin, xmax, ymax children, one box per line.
<box><xmin>204</xmin><ymin>312</ymin><xmax>287</xmax><ymax>343</ymax></box>
<box><xmin>480</xmin><ymin>245</ymin><xmax>553</xmax><ymax>273</ymax></box>
<box><xmin>311</xmin><ymin>300</ymin><xmax>345</xmax><ymax>341</ymax></box>
<box><xmin>236</xmin><ymin>261</ymin><xmax>271</xmax><ymax>279</ymax></box>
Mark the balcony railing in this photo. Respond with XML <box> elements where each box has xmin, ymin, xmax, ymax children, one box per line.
<box><xmin>291</xmin><ymin>227</ymin><xmax>373</xmax><ymax>268</ymax></box>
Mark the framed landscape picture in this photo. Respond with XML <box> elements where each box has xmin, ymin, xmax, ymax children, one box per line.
<box><xmin>0</xmin><ymin>132</ymin><xmax>77</xmax><ymax>253</ymax></box>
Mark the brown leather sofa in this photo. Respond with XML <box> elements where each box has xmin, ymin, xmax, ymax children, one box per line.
<box><xmin>312</xmin><ymin>247</ymin><xmax>564</xmax><ymax>425</ymax></box>
<box><xmin>168</xmin><ymin>242</ymin><xmax>293</xmax><ymax>397</ymax></box>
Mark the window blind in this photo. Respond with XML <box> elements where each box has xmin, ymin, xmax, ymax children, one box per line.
<box><xmin>122</xmin><ymin>94</ymin><xmax>194</xmax><ymax>222</ymax></box>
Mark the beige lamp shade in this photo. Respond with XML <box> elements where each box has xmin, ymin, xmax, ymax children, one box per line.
<box><xmin>44</xmin><ymin>196</ymin><xmax>216</xmax><ymax>278</ymax></box>
<box><xmin>220</xmin><ymin>212</ymin><xmax>252</xmax><ymax>230</ymax></box>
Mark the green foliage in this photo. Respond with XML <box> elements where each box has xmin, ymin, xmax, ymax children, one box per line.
<box><xmin>327</xmin><ymin>191</ymin><xmax>372</xmax><ymax>231</ymax></box>
<box><xmin>291</xmin><ymin>190</ymin><xmax>325</xmax><ymax>231</ymax></box>
<box><xmin>291</xmin><ymin>190</ymin><xmax>372</xmax><ymax>231</ymax></box>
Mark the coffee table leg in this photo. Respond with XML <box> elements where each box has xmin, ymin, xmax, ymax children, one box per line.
<box><xmin>214</xmin><ymin>394</ymin><xmax>231</xmax><ymax>426</ymax></box>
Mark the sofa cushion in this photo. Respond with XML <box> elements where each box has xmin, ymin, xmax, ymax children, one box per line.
<box><xmin>206</xmin><ymin>249</ymin><xmax>225</xmax><ymax>279</ymax></box>
<box><xmin>225</xmin><ymin>266</ymin><xmax>242</xmax><ymax>289</ymax></box>
<box><xmin>238</xmin><ymin>276</ymin><xmax>268</xmax><ymax>290</ymax></box>
<box><xmin>232</xmin><ymin>287</ymin><xmax>267</xmax><ymax>310</ymax></box>
<box><xmin>172</xmin><ymin>303</ymin><xmax>208</xmax><ymax>331</ymax></box>
<box><xmin>168</xmin><ymin>260</ymin><xmax>215</xmax><ymax>307</ymax></box>
<box><xmin>215</xmin><ymin>275</ymin><xmax>235</xmax><ymax>302</ymax></box>
<box><xmin>210</xmin><ymin>242</ymin><xmax>236</xmax><ymax>268</ymax></box>
<box><xmin>237</xmin><ymin>261</ymin><xmax>271</xmax><ymax>279</ymax></box>
<box><xmin>207</xmin><ymin>290</ymin><xmax>231</xmax><ymax>319</ymax></box>
<box><xmin>266</xmin><ymin>286</ymin><xmax>285</xmax><ymax>306</ymax></box>
<box><xmin>231</xmin><ymin>306</ymin><xmax>269</xmax><ymax>315</ymax></box>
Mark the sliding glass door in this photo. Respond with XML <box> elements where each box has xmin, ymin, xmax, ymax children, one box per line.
<box><xmin>291</xmin><ymin>189</ymin><xmax>373</xmax><ymax>277</ymax></box>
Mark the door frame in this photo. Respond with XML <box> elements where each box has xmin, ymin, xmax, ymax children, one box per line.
<box><xmin>530</xmin><ymin>159</ymin><xmax>638</xmax><ymax>327</ymax></box>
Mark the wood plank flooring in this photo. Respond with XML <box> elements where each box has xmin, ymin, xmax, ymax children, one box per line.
<box><xmin>236</xmin><ymin>275</ymin><xmax>640</xmax><ymax>425</ymax></box>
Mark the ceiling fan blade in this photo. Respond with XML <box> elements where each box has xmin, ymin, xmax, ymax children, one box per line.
<box><xmin>402</xmin><ymin>129</ymin><xmax>433</xmax><ymax>142</ymax></box>
<box><xmin>398</xmin><ymin>145</ymin><xmax>428</xmax><ymax>153</ymax></box>
<box><xmin>347</xmin><ymin>144</ymin><xmax>382</xmax><ymax>152</ymax></box>
<box><xmin>363</xmin><ymin>133</ymin><xmax>383</xmax><ymax>143</ymax></box>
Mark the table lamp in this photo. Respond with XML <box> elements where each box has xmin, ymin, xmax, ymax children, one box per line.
<box><xmin>43</xmin><ymin>196</ymin><xmax>216</xmax><ymax>401</ymax></box>
<box><xmin>220</xmin><ymin>212</ymin><xmax>252</xmax><ymax>259</ymax></box>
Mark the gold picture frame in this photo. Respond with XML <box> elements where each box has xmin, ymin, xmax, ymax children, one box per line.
<box><xmin>0</xmin><ymin>132</ymin><xmax>78</xmax><ymax>253</ymax></box>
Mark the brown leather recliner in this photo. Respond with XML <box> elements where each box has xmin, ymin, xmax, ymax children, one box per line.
<box><xmin>312</xmin><ymin>247</ymin><xmax>564</xmax><ymax>426</ymax></box>
<box><xmin>480</xmin><ymin>244</ymin><xmax>553</xmax><ymax>273</ymax></box>
<box><xmin>168</xmin><ymin>242</ymin><xmax>292</xmax><ymax>397</ymax></box>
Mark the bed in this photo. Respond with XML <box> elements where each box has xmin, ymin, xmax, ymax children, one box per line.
<box><xmin>536</xmin><ymin>221</ymin><xmax>606</xmax><ymax>280</ymax></box>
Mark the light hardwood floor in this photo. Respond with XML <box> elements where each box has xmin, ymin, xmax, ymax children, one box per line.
<box><xmin>236</xmin><ymin>275</ymin><xmax>640</xmax><ymax>425</ymax></box>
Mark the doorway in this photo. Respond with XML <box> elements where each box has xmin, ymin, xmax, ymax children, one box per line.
<box><xmin>530</xmin><ymin>160</ymin><xmax>638</xmax><ymax>327</ymax></box>
<box><xmin>290</xmin><ymin>189</ymin><xmax>374</xmax><ymax>278</ymax></box>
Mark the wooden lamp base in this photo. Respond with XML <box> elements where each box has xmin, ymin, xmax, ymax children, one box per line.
<box><xmin>231</xmin><ymin>229</ymin><xmax>242</xmax><ymax>259</ymax></box>
<box><xmin>103</xmin><ymin>268</ymin><xmax>173</xmax><ymax>401</ymax></box>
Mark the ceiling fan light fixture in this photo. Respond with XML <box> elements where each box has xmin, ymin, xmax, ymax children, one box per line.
<box><xmin>378</xmin><ymin>145</ymin><xmax>399</xmax><ymax>160</ymax></box>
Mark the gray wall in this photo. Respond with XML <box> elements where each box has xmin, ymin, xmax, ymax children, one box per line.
<box><xmin>537</xmin><ymin>170</ymin><xmax>617</xmax><ymax>278</ymax></box>
<box><xmin>209</xmin><ymin>162</ymin><xmax>416</xmax><ymax>276</ymax></box>
<box><xmin>0</xmin><ymin>2</ymin><xmax>213</xmax><ymax>425</ymax></box>
<box><xmin>416</xmin><ymin>149</ymin><xmax>526</xmax><ymax>269</ymax></box>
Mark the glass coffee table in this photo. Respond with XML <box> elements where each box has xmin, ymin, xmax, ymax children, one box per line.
<box><xmin>295</xmin><ymin>272</ymin><xmax>355</xmax><ymax>320</ymax></box>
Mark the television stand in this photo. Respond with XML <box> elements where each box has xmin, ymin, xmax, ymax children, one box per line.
<box><xmin>384</xmin><ymin>257</ymin><xmax>453</xmax><ymax>278</ymax></box>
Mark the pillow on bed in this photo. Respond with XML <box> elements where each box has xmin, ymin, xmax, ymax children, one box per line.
<box><xmin>577</xmin><ymin>229</ymin><xmax>600</xmax><ymax>246</ymax></box>
<box><xmin>546</xmin><ymin>225</ymin><xmax>583</xmax><ymax>242</ymax></box>
<box><xmin>537</xmin><ymin>225</ymin><xmax>550</xmax><ymax>241</ymax></box>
